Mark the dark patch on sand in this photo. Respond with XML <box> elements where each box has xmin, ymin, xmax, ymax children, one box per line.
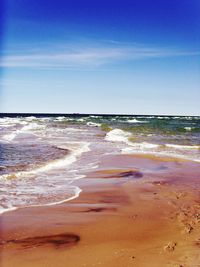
<box><xmin>0</xmin><ymin>233</ymin><xmax>80</xmax><ymax>249</ymax></box>
<box><xmin>100</xmin><ymin>193</ymin><xmax>130</xmax><ymax>204</ymax></box>
<box><xmin>194</xmin><ymin>239</ymin><xmax>200</xmax><ymax>248</ymax></box>
<box><xmin>108</xmin><ymin>170</ymin><xmax>143</xmax><ymax>179</ymax></box>
<box><xmin>156</xmin><ymin>165</ymin><xmax>168</xmax><ymax>171</ymax></box>
<box><xmin>85</xmin><ymin>207</ymin><xmax>117</xmax><ymax>213</ymax></box>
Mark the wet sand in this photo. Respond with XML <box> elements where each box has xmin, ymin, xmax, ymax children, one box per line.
<box><xmin>1</xmin><ymin>154</ymin><xmax>200</xmax><ymax>267</ymax></box>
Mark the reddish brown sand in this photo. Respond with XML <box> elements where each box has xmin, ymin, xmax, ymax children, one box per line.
<box><xmin>1</xmin><ymin>154</ymin><xmax>200</xmax><ymax>267</ymax></box>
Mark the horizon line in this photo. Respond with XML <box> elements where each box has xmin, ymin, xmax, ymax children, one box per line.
<box><xmin>0</xmin><ymin>112</ymin><xmax>199</xmax><ymax>117</ymax></box>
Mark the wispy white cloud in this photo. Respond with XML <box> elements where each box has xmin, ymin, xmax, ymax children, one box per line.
<box><xmin>1</xmin><ymin>43</ymin><xmax>199</xmax><ymax>68</ymax></box>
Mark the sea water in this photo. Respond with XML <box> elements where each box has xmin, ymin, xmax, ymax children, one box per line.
<box><xmin>0</xmin><ymin>114</ymin><xmax>200</xmax><ymax>213</ymax></box>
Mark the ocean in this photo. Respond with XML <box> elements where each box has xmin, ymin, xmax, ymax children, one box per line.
<box><xmin>0</xmin><ymin>114</ymin><xmax>200</xmax><ymax>213</ymax></box>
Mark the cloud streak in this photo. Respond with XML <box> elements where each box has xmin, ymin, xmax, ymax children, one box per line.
<box><xmin>1</xmin><ymin>43</ymin><xmax>199</xmax><ymax>68</ymax></box>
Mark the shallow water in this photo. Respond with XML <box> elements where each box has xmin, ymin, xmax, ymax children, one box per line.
<box><xmin>0</xmin><ymin>114</ymin><xmax>200</xmax><ymax>213</ymax></box>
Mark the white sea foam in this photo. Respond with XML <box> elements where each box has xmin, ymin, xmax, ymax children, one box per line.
<box><xmin>25</xmin><ymin>116</ymin><xmax>37</xmax><ymax>121</ymax></box>
<box><xmin>184</xmin><ymin>117</ymin><xmax>193</xmax><ymax>120</ymax></box>
<box><xmin>56</xmin><ymin>116</ymin><xmax>66</xmax><ymax>121</ymax></box>
<box><xmin>105</xmin><ymin>128</ymin><xmax>131</xmax><ymax>143</ymax></box>
<box><xmin>21</xmin><ymin>123</ymin><xmax>45</xmax><ymax>131</ymax></box>
<box><xmin>106</xmin><ymin>129</ymin><xmax>200</xmax><ymax>151</ymax></box>
<box><xmin>1</xmin><ymin>142</ymin><xmax>90</xmax><ymax>180</ymax></box>
<box><xmin>65</xmin><ymin>117</ymin><xmax>75</xmax><ymax>121</ymax></box>
<box><xmin>139</xmin><ymin>116</ymin><xmax>155</xmax><ymax>119</ymax></box>
<box><xmin>129</xmin><ymin>142</ymin><xmax>160</xmax><ymax>149</ymax></box>
<box><xmin>65</xmin><ymin>127</ymin><xmax>88</xmax><ymax>132</ymax></box>
<box><xmin>77</xmin><ymin>118</ymin><xmax>86</xmax><ymax>122</ymax></box>
<box><xmin>0</xmin><ymin>141</ymin><xmax>90</xmax><ymax>214</ymax></box>
<box><xmin>165</xmin><ymin>144</ymin><xmax>200</xmax><ymax>150</ymax></box>
<box><xmin>56</xmin><ymin>117</ymin><xmax>74</xmax><ymax>122</ymax></box>
<box><xmin>49</xmin><ymin>127</ymin><xmax>88</xmax><ymax>134</ymax></box>
<box><xmin>127</xmin><ymin>119</ymin><xmax>148</xmax><ymax>123</ymax></box>
<box><xmin>184</xmin><ymin>127</ymin><xmax>192</xmax><ymax>131</ymax></box>
<box><xmin>87</xmin><ymin>121</ymin><xmax>101</xmax><ymax>127</ymax></box>
<box><xmin>157</xmin><ymin>116</ymin><xmax>170</xmax><ymax>119</ymax></box>
<box><xmin>89</xmin><ymin>115</ymin><xmax>101</xmax><ymax>118</ymax></box>
<box><xmin>105</xmin><ymin>129</ymin><xmax>200</xmax><ymax>162</ymax></box>
<box><xmin>2</xmin><ymin>122</ymin><xmax>45</xmax><ymax>142</ymax></box>
<box><xmin>121</xmin><ymin>147</ymin><xmax>200</xmax><ymax>162</ymax></box>
<box><xmin>2</xmin><ymin>132</ymin><xmax>18</xmax><ymax>141</ymax></box>
<box><xmin>0</xmin><ymin>118</ymin><xmax>27</xmax><ymax>125</ymax></box>
<box><xmin>0</xmin><ymin>206</ymin><xmax>18</xmax><ymax>215</ymax></box>
<box><xmin>33</xmin><ymin>142</ymin><xmax>90</xmax><ymax>173</ymax></box>
<box><xmin>0</xmin><ymin>124</ymin><xmax>15</xmax><ymax>128</ymax></box>
<box><xmin>0</xmin><ymin>186</ymin><xmax>82</xmax><ymax>214</ymax></box>
<box><xmin>105</xmin><ymin>130</ymin><xmax>158</xmax><ymax>150</ymax></box>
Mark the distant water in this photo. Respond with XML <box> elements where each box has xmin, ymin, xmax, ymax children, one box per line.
<box><xmin>0</xmin><ymin>114</ymin><xmax>200</xmax><ymax>213</ymax></box>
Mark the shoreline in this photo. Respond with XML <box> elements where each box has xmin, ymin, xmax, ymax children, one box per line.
<box><xmin>0</xmin><ymin>186</ymin><xmax>82</xmax><ymax>215</ymax></box>
<box><xmin>1</xmin><ymin>153</ymin><xmax>200</xmax><ymax>266</ymax></box>
<box><xmin>1</xmin><ymin>152</ymin><xmax>199</xmax><ymax>215</ymax></box>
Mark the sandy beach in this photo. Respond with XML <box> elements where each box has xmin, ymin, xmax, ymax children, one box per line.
<box><xmin>1</xmin><ymin>0</ymin><xmax>199</xmax><ymax>264</ymax></box>
<box><xmin>1</xmin><ymin>153</ymin><xmax>200</xmax><ymax>267</ymax></box>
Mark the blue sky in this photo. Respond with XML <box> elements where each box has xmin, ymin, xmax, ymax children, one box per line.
<box><xmin>1</xmin><ymin>0</ymin><xmax>200</xmax><ymax>115</ymax></box>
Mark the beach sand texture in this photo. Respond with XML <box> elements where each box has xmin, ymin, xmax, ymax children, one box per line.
<box><xmin>1</xmin><ymin>154</ymin><xmax>200</xmax><ymax>267</ymax></box>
